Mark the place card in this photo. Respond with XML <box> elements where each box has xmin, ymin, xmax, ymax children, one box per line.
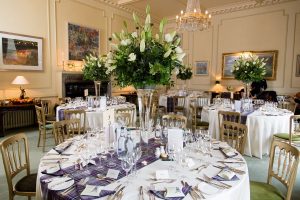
<box><xmin>81</xmin><ymin>185</ymin><xmax>102</xmax><ymax>197</ymax></box>
<box><xmin>234</xmin><ymin>100</ymin><xmax>241</xmax><ymax>112</ymax></box>
<box><xmin>155</xmin><ymin>170</ymin><xmax>170</xmax><ymax>180</ymax></box>
<box><xmin>167</xmin><ymin>128</ymin><xmax>183</xmax><ymax>150</ymax></box>
<box><xmin>106</xmin><ymin>169</ymin><xmax>119</xmax><ymax>179</ymax></box>
<box><xmin>217</xmin><ymin>169</ymin><xmax>235</xmax><ymax>181</ymax></box>
<box><xmin>165</xmin><ymin>187</ymin><xmax>185</xmax><ymax>198</ymax></box>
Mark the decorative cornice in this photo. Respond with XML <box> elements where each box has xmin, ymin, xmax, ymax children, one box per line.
<box><xmin>208</xmin><ymin>0</ymin><xmax>298</xmax><ymax>16</ymax></box>
<box><xmin>92</xmin><ymin>0</ymin><xmax>161</xmax><ymax>24</ymax></box>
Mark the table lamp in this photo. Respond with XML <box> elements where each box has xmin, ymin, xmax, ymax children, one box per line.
<box><xmin>11</xmin><ymin>76</ymin><xmax>29</xmax><ymax>99</ymax></box>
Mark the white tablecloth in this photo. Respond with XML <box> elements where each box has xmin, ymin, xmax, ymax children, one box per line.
<box><xmin>56</xmin><ymin>103</ymin><xmax>136</xmax><ymax>130</ymax></box>
<box><xmin>36</xmin><ymin>137</ymin><xmax>250</xmax><ymax>200</ymax></box>
<box><xmin>201</xmin><ymin>106</ymin><xmax>292</xmax><ymax>158</ymax></box>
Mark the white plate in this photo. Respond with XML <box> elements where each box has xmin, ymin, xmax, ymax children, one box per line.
<box><xmin>46</xmin><ymin>164</ymin><xmax>60</xmax><ymax>174</ymax></box>
<box><xmin>48</xmin><ymin>178</ymin><xmax>74</xmax><ymax>191</ymax></box>
<box><xmin>198</xmin><ymin>182</ymin><xmax>219</xmax><ymax>195</ymax></box>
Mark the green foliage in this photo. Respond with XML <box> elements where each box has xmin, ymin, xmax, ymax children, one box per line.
<box><xmin>176</xmin><ymin>67</ymin><xmax>193</xmax><ymax>80</ymax></box>
<box><xmin>106</xmin><ymin>6</ymin><xmax>185</xmax><ymax>89</ymax></box>
<box><xmin>232</xmin><ymin>55</ymin><xmax>267</xmax><ymax>83</ymax></box>
<box><xmin>82</xmin><ymin>54</ymin><xmax>112</xmax><ymax>81</ymax></box>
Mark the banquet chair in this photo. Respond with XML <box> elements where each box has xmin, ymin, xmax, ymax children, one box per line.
<box><xmin>277</xmin><ymin>101</ymin><xmax>297</xmax><ymax>113</ymax></box>
<box><xmin>196</xmin><ymin>96</ymin><xmax>210</xmax><ymax>107</ymax></box>
<box><xmin>53</xmin><ymin>119</ymin><xmax>81</xmax><ymax>145</ymax></box>
<box><xmin>115</xmin><ymin>107</ymin><xmax>136</xmax><ymax>127</ymax></box>
<box><xmin>173</xmin><ymin>96</ymin><xmax>186</xmax><ymax>115</ymax></box>
<box><xmin>0</xmin><ymin>133</ymin><xmax>37</xmax><ymax>200</ymax></box>
<box><xmin>189</xmin><ymin>104</ymin><xmax>209</xmax><ymax>132</ymax></box>
<box><xmin>115</xmin><ymin>112</ymin><xmax>132</xmax><ymax>127</ymax></box>
<box><xmin>35</xmin><ymin>105</ymin><xmax>54</xmax><ymax>152</ymax></box>
<box><xmin>162</xmin><ymin>114</ymin><xmax>187</xmax><ymax>129</ymax></box>
<box><xmin>273</xmin><ymin>115</ymin><xmax>300</xmax><ymax>145</ymax></box>
<box><xmin>41</xmin><ymin>99</ymin><xmax>56</xmax><ymax>122</ymax></box>
<box><xmin>220</xmin><ymin>121</ymin><xmax>247</xmax><ymax>154</ymax></box>
<box><xmin>218</xmin><ymin>111</ymin><xmax>241</xmax><ymax>130</ymax></box>
<box><xmin>64</xmin><ymin>109</ymin><xmax>86</xmax><ymax>134</ymax></box>
<box><xmin>250</xmin><ymin>140</ymin><xmax>299</xmax><ymax>200</ymax></box>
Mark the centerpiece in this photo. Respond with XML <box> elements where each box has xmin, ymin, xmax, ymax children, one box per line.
<box><xmin>82</xmin><ymin>54</ymin><xmax>113</xmax><ymax>96</ymax></box>
<box><xmin>176</xmin><ymin>67</ymin><xmax>193</xmax><ymax>92</ymax></box>
<box><xmin>232</xmin><ymin>54</ymin><xmax>267</xmax><ymax>98</ymax></box>
<box><xmin>106</xmin><ymin>5</ymin><xmax>186</xmax><ymax>134</ymax></box>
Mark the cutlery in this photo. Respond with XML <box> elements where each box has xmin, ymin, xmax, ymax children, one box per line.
<box><xmin>150</xmin><ymin>179</ymin><xmax>176</xmax><ymax>185</ymax></box>
<box><xmin>197</xmin><ymin>178</ymin><xmax>229</xmax><ymax>189</ymax></box>
<box><xmin>107</xmin><ymin>184</ymin><xmax>122</xmax><ymax>200</ymax></box>
<box><xmin>181</xmin><ymin>181</ymin><xmax>196</xmax><ymax>200</ymax></box>
<box><xmin>61</xmin><ymin>185</ymin><xmax>75</xmax><ymax>196</ymax></box>
<box><xmin>203</xmin><ymin>175</ymin><xmax>232</xmax><ymax>188</ymax></box>
<box><xmin>193</xmin><ymin>186</ymin><xmax>206</xmax><ymax>199</ymax></box>
<box><xmin>213</xmin><ymin>165</ymin><xmax>245</xmax><ymax>175</ymax></box>
<box><xmin>97</xmin><ymin>174</ymin><xmax>115</xmax><ymax>182</ymax></box>
<box><xmin>139</xmin><ymin>186</ymin><xmax>144</xmax><ymax>200</ymax></box>
<box><xmin>111</xmin><ymin>186</ymin><xmax>125</xmax><ymax>200</ymax></box>
<box><xmin>217</xmin><ymin>160</ymin><xmax>245</xmax><ymax>164</ymax></box>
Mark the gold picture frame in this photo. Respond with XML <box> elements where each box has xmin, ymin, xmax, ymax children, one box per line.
<box><xmin>222</xmin><ymin>50</ymin><xmax>278</xmax><ymax>80</ymax></box>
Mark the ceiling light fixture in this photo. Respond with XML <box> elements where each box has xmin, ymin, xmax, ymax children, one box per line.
<box><xmin>176</xmin><ymin>0</ymin><xmax>212</xmax><ymax>32</ymax></box>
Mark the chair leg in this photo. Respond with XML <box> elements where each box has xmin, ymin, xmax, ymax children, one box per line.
<box><xmin>37</xmin><ymin>129</ymin><xmax>41</xmax><ymax>147</ymax></box>
<box><xmin>43</xmin><ymin>131</ymin><xmax>46</xmax><ymax>152</ymax></box>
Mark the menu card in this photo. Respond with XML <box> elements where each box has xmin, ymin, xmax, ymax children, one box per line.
<box><xmin>234</xmin><ymin>100</ymin><xmax>241</xmax><ymax>112</ymax></box>
<box><xmin>167</xmin><ymin>128</ymin><xmax>183</xmax><ymax>150</ymax></box>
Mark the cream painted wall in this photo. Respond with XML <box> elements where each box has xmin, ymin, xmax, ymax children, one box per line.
<box><xmin>167</xmin><ymin>0</ymin><xmax>300</xmax><ymax>95</ymax></box>
<box><xmin>0</xmin><ymin>0</ymin><xmax>139</xmax><ymax>99</ymax></box>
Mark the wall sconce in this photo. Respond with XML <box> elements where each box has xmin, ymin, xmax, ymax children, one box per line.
<box><xmin>215</xmin><ymin>80</ymin><xmax>220</xmax><ymax>85</ymax></box>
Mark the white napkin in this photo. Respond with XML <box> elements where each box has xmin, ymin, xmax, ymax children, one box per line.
<box><xmin>221</xmin><ymin>147</ymin><xmax>236</xmax><ymax>157</ymax></box>
<box><xmin>165</xmin><ymin>187</ymin><xmax>185</xmax><ymax>198</ymax></box>
<box><xmin>218</xmin><ymin>168</ymin><xmax>235</xmax><ymax>180</ymax></box>
<box><xmin>81</xmin><ymin>185</ymin><xmax>102</xmax><ymax>197</ymax></box>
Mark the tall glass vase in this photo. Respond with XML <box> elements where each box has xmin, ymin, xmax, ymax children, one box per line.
<box><xmin>136</xmin><ymin>88</ymin><xmax>155</xmax><ymax>150</ymax></box>
<box><xmin>94</xmin><ymin>81</ymin><xmax>101</xmax><ymax>97</ymax></box>
<box><xmin>243</xmin><ymin>82</ymin><xmax>251</xmax><ymax>99</ymax></box>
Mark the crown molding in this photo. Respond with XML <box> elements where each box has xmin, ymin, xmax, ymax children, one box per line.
<box><xmin>92</xmin><ymin>0</ymin><xmax>161</xmax><ymax>24</ymax></box>
<box><xmin>208</xmin><ymin>0</ymin><xmax>298</xmax><ymax>16</ymax></box>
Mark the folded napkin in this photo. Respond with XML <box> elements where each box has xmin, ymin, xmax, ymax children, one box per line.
<box><xmin>80</xmin><ymin>184</ymin><xmax>115</xmax><ymax>200</ymax></box>
<box><xmin>54</xmin><ymin>141</ymin><xmax>73</xmax><ymax>154</ymax></box>
<box><xmin>149</xmin><ymin>185</ymin><xmax>192</xmax><ymax>200</ymax></box>
<box><xmin>212</xmin><ymin>168</ymin><xmax>239</xmax><ymax>181</ymax></box>
<box><xmin>41</xmin><ymin>168</ymin><xmax>64</xmax><ymax>176</ymax></box>
<box><xmin>220</xmin><ymin>147</ymin><xmax>238</xmax><ymax>158</ymax></box>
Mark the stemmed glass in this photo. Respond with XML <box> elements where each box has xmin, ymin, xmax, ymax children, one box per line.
<box><xmin>106</xmin><ymin>142</ymin><xmax>116</xmax><ymax>167</ymax></box>
<box><xmin>96</xmin><ymin>144</ymin><xmax>105</xmax><ymax>170</ymax></box>
<box><xmin>121</xmin><ymin>155</ymin><xmax>133</xmax><ymax>184</ymax></box>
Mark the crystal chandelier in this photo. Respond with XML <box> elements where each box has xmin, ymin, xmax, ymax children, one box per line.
<box><xmin>176</xmin><ymin>0</ymin><xmax>212</xmax><ymax>32</ymax></box>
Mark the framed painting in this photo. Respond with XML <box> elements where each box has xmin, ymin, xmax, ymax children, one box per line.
<box><xmin>296</xmin><ymin>54</ymin><xmax>300</xmax><ymax>77</ymax></box>
<box><xmin>0</xmin><ymin>31</ymin><xmax>43</xmax><ymax>71</ymax></box>
<box><xmin>68</xmin><ymin>23</ymin><xmax>99</xmax><ymax>61</ymax></box>
<box><xmin>195</xmin><ymin>61</ymin><xmax>209</xmax><ymax>75</ymax></box>
<box><xmin>222</xmin><ymin>50</ymin><xmax>278</xmax><ymax>80</ymax></box>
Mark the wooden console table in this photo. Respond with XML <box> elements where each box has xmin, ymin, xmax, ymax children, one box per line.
<box><xmin>0</xmin><ymin>104</ymin><xmax>37</xmax><ymax>137</ymax></box>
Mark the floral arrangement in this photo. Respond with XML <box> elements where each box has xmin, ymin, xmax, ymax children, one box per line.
<box><xmin>11</xmin><ymin>97</ymin><xmax>34</xmax><ymax>104</ymax></box>
<box><xmin>82</xmin><ymin>54</ymin><xmax>112</xmax><ymax>81</ymax></box>
<box><xmin>105</xmin><ymin>6</ymin><xmax>186</xmax><ymax>89</ymax></box>
<box><xmin>232</xmin><ymin>54</ymin><xmax>267</xmax><ymax>83</ymax></box>
<box><xmin>176</xmin><ymin>67</ymin><xmax>193</xmax><ymax>80</ymax></box>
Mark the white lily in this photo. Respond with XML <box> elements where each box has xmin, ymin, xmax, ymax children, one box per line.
<box><xmin>128</xmin><ymin>53</ymin><xmax>136</xmax><ymax>62</ymax></box>
<box><xmin>140</xmin><ymin>39</ymin><xmax>145</xmax><ymax>52</ymax></box>
<box><xmin>131</xmin><ymin>32</ymin><xmax>138</xmax><ymax>38</ymax></box>
<box><xmin>176</xmin><ymin>53</ymin><xmax>186</xmax><ymax>62</ymax></box>
<box><xmin>164</xmin><ymin>49</ymin><xmax>172</xmax><ymax>58</ymax></box>
<box><xmin>164</xmin><ymin>33</ymin><xmax>173</xmax><ymax>43</ymax></box>
<box><xmin>175</xmin><ymin>47</ymin><xmax>183</xmax><ymax>54</ymax></box>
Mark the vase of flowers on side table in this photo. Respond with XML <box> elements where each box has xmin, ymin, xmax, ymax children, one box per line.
<box><xmin>105</xmin><ymin>5</ymin><xmax>187</xmax><ymax>146</ymax></box>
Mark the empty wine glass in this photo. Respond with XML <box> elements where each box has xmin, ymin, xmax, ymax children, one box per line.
<box><xmin>106</xmin><ymin>142</ymin><xmax>116</xmax><ymax>168</ymax></box>
<box><xmin>121</xmin><ymin>156</ymin><xmax>133</xmax><ymax>184</ymax></box>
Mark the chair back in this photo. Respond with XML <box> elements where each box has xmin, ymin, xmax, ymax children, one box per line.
<box><xmin>115</xmin><ymin>113</ymin><xmax>132</xmax><ymax>127</ymax></box>
<box><xmin>278</xmin><ymin>102</ymin><xmax>297</xmax><ymax>113</ymax></box>
<box><xmin>0</xmin><ymin>133</ymin><xmax>31</xmax><ymax>196</ymax></box>
<box><xmin>41</xmin><ymin>99</ymin><xmax>53</xmax><ymax>116</ymax></box>
<box><xmin>35</xmin><ymin>105</ymin><xmax>46</xmax><ymax>128</ymax></box>
<box><xmin>267</xmin><ymin>140</ymin><xmax>299</xmax><ymax>200</ymax></box>
<box><xmin>289</xmin><ymin>115</ymin><xmax>300</xmax><ymax>145</ymax></box>
<box><xmin>220</xmin><ymin>121</ymin><xmax>247</xmax><ymax>154</ymax></box>
<box><xmin>174</xmin><ymin>96</ymin><xmax>185</xmax><ymax>107</ymax></box>
<box><xmin>64</xmin><ymin>109</ymin><xmax>86</xmax><ymax>133</ymax></box>
<box><xmin>53</xmin><ymin>119</ymin><xmax>81</xmax><ymax>145</ymax></box>
<box><xmin>162</xmin><ymin>114</ymin><xmax>187</xmax><ymax>128</ymax></box>
<box><xmin>218</xmin><ymin>111</ymin><xmax>241</xmax><ymax>130</ymax></box>
<box><xmin>196</xmin><ymin>97</ymin><xmax>210</xmax><ymax>107</ymax></box>
<box><xmin>115</xmin><ymin>107</ymin><xmax>136</xmax><ymax>127</ymax></box>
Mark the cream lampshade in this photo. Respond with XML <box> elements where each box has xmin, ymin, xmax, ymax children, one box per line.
<box><xmin>11</xmin><ymin>76</ymin><xmax>29</xmax><ymax>99</ymax></box>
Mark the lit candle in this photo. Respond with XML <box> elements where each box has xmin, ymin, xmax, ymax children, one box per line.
<box><xmin>209</xmin><ymin>14</ymin><xmax>211</xmax><ymax>18</ymax></box>
<box><xmin>205</xmin><ymin>10</ymin><xmax>208</xmax><ymax>15</ymax></box>
<box><xmin>181</xmin><ymin>10</ymin><xmax>183</xmax><ymax>15</ymax></box>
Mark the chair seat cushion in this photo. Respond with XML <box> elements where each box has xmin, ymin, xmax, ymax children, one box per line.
<box><xmin>42</xmin><ymin>124</ymin><xmax>53</xmax><ymax>130</ymax></box>
<box><xmin>274</xmin><ymin>133</ymin><xmax>300</xmax><ymax>141</ymax></box>
<box><xmin>196</xmin><ymin>121</ymin><xmax>209</xmax><ymax>126</ymax></box>
<box><xmin>15</xmin><ymin>173</ymin><xmax>37</xmax><ymax>193</ymax></box>
<box><xmin>250</xmin><ymin>181</ymin><xmax>284</xmax><ymax>200</ymax></box>
<box><xmin>46</xmin><ymin>115</ymin><xmax>56</xmax><ymax>122</ymax></box>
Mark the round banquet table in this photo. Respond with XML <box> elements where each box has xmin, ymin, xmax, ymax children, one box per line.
<box><xmin>201</xmin><ymin>106</ymin><xmax>293</xmax><ymax>158</ymax></box>
<box><xmin>36</xmin><ymin>136</ymin><xmax>250</xmax><ymax>200</ymax></box>
<box><xmin>56</xmin><ymin>103</ymin><xmax>136</xmax><ymax>130</ymax></box>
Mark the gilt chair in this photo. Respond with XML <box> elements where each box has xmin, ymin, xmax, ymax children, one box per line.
<box><xmin>189</xmin><ymin>104</ymin><xmax>209</xmax><ymax>132</ymax></box>
<box><xmin>173</xmin><ymin>96</ymin><xmax>186</xmax><ymax>115</ymax></box>
<box><xmin>220</xmin><ymin>121</ymin><xmax>248</xmax><ymax>154</ymax></box>
<box><xmin>53</xmin><ymin>119</ymin><xmax>81</xmax><ymax>145</ymax></box>
<box><xmin>64</xmin><ymin>109</ymin><xmax>86</xmax><ymax>134</ymax></box>
<box><xmin>273</xmin><ymin>115</ymin><xmax>300</xmax><ymax>145</ymax></box>
<box><xmin>218</xmin><ymin>111</ymin><xmax>241</xmax><ymax>130</ymax></box>
<box><xmin>35</xmin><ymin>105</ymin><xmax>54</xmax><ymax>152</ymax></box>
<box><xmin>162</xmin><ymin>114</ymin><xmax>187</xmax><ymax>129</ymax></box>
<box><xmin>0</xmin><ymin>133</ymin><xmax>37</xmax><ymax>200</ymax></box>
<box><xmin>277</xmin><ymin>102</ymin><xmax>297</xmax><ymax>113</ymax></box>
<box><xmin>115</xmin><ymin>107</ymin><xmax>136</xmax><ymax>127</ymax></box>
<box><xmin>250</xmin><ymin>140</ymin><xmax>299</xmax><ymax>200</ymax></box>
<box><xmin>41</xmin><ymin>99</ymin><xmax>56</xmax><ymax>122</ymax></box>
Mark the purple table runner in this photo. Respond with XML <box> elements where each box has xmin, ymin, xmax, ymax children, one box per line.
<box><xmin>40</xmin><ymin>139</ymin><xmax>160</xmax><ymax>200</ymax></box>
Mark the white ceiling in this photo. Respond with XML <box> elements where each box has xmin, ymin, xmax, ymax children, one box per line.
<box><xmin>109</xmin><ymin>0</ymin><xmax>250</xmax><ymax>20</ymax></box>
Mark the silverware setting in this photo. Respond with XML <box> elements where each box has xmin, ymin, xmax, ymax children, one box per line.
<box><xmin>139</xmin><ymin>186</ymin><xmax>145</xmax><ymax>200</ymax></box>
<box><xmin>197</xmin><ymin>177</ymin><xmax>231</xmax><ymax>190</ymax></box>
<box><xmin>111</xmin><ymin>186</ymin><xmax>125</xmax><ymax>200</ymax></box>
<box><xmin>107</xmin><ymin>184</ymin><xmax>122</xmax><ymax>200</ymax></box>
<box><xmin>213</xmin><ymin>165</ymin><xmax>246</xmax><ymax>175</ymax></box>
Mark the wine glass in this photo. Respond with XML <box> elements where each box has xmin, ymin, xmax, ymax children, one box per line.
<box><xmin>121</xmin><ymin>156</ymin><xmax>133</xmax><ymax>183</ymax></box>
<box><xmin>106</xmin><ymin>142</ymin><xmax>116</xmax><ymax>168</ymax></box>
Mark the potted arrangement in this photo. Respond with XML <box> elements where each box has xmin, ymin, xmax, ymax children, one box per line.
<box><xmin>232</xmin><ymin>54</ymin><xmax>267</xmax><ymax>98</ymax></box>
<box><xmin>82</xmin><ymin>54</ymin><xmax>113</xmax><ymax>96</ymax></box>
<box><xmin>106</xmin><ymin>6</ymin><xmax>186</xmax><ymax>131</ymax></box>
